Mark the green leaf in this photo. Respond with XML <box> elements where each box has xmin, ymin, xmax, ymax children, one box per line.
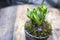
<box><xmin>27</xmin><ymin>8</ymin><xmax>31</xmax><ymax>17</ymax></box>
<box><xmin>33</xmin><ymin>13</ymin><xmax>40</xmax><ymax>26</ymax></box>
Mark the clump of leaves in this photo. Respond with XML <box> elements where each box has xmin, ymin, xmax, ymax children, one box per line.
<box><xmin>27</xmin><ymin>3</ymin><xmax>49</xmax><ymax>27</ymax></box>
<box><xmin>25</xmin><ymin>3</ymin><xmax>52</xmax><ymax>37</ymax></box>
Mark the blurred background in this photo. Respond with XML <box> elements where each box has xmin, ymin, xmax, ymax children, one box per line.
<box><xmin>0</xmin><ymin>0</ymin><xmax>60</xmax><ymax>9</ymax></box>
<box><xmin>0</xmin><ymin>0</ymin><xmax>60</xmax><ymax>40</ymax></box>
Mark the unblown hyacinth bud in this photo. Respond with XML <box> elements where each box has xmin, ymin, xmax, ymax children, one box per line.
<box><xmin>36</xmin><ymin>27</ymin><xmax>42</xmax><ymax>32</ymax></box>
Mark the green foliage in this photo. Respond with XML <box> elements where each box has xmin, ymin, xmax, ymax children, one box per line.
<box><xmin>27</xmin><ymin>3</ymin><xmax>49</xmax><ymax>27</ymax></box>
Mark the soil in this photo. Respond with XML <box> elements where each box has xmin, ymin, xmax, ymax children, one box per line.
<box><xmin>25</xmin><ymin>20</ymin><xmax>52</xmax><ymax>37</ymax></box>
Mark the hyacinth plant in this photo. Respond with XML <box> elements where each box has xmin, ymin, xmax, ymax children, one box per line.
<box><xmin>27</xmin><ymin>3</ymin><xmax>49</xmax><ymax>27</ymax></box>
<box><xmin>25</xmin><ymin>3</ymin><xmax>52</xmax><ymax>37</ymax></box>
